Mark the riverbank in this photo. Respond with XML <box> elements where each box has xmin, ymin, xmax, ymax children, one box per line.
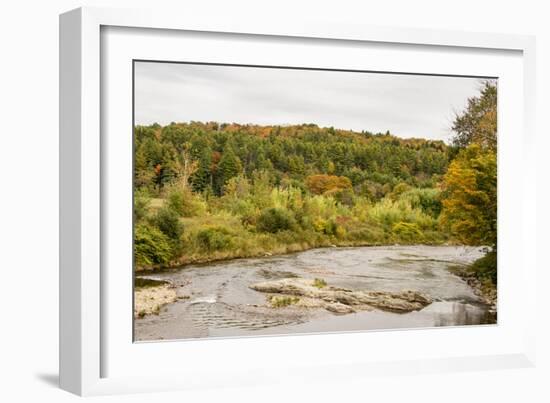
<box><xmin>450</xmin><ymin>264</ymin><xmax>497</xmax><ymax>314</ymax></box>
<box><xmin>134</xmin><ymin>279</ymin><xmax>178</xmax><ymax>318</ymax></box>
<box><xmin>135</xmin><ymin>180</ymin><xmax>451</xmax><ymax>273</ymax></box>
<box><xmin>135</xmin><ymin>238</ymin><xmax>460</xmax><ymax>273</ymax></box>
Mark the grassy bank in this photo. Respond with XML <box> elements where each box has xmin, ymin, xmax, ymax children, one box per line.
<box><xmin>135</xmin><ymin>181</ymin><xmax>451</xmax><ymax>272</ymax></box>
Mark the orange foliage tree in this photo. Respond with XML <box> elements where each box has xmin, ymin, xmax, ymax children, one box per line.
<box><xmin>305</xmin><ymin>174</ymin><xmax>352</xmax><ymax>195</ymax></box>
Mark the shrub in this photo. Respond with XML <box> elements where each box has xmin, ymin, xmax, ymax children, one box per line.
<box><xmin>250</xmin><ymin>170</ymin><xmax>274</xmax><ymax>208</ymax></box>
<box><xmin>470</xmin><ymin>250</ymin><xmax>497</xmax><ymax>284</ymax></box>
<box><xmin>323</xmin><ymin>219</ymin><xmax>338</xmax><ymax>236</ymax></box>
<box><xmin>134</xmin><ymin>194</ymin><xmax>150</xmax><ymax>222</ymax></box>
<box><xmin>368</xmin><ymin>198</ymin><xmax>437</xmax><ymax>230</ymax></box>
<box><xmin>357</xmin><ymin>181</ymin><xmax>387</xmax><ymax>201</ymax></box>
<box><xmin>134</xmin><ymin>223</ymin><xmax>173</xmax><ymax>267</ymax></box>
<box><xmin>324</xmin><ymin>188</ymin><xmax>355</xmax><ymax>207</ymax></box>
<box><xmin>166</xmin><ymin>187</ymin><xmax>206</xmax><ymax>217</ymax></box>
<box><xmin>335</xmin><ymin>225</ymin><xmax>347</xmax><ymax>239</ymax></box>
<box><xmin>400</xmin><ymin>188</ymin><xmax>442</xmax><ymax>217</ymax></box>
<box><xmin>310</xmin><ymin>216</ymin><xmax>346</xmax><ymax>237</ymax></box>
<box><xmin>312</xmin><ymin>217</ymin><xmax>327</xmax><ymax>233</ymax></box>
<box><xmin>152</xmin><ymin>206</ymin><xmax>184</xmax><ymax>241</ymax></box>
<box><xmin>270</xmin><ymin>296</ymin><xmax>300</xmax><ymax>308</ymax></box>
<box><xmin>256</xmin><ymin>208</ymin><xmax>295</xmax><ymax>233</ymax></box>
<box><xmin>303</xmin><ymin>195</ymin><xmax>339</xmax><ymax>220</ymax></box>
<box><xmin>223</xmin><ymin>175</ymin><xmax>251</xmax><ymax>199</ymax></box>
<box><xmin>392</xmin><ymin>221</ymin><xmax>423</xmax><ymax>242</ymax></box>
<box><xmin>368</xmin><ymin>199</ymin><xmax>404</xmax><ymax>227</ymax></box>
<box><xmin>196</xmin><ymin>226</ymin><xmax>234</xmax><ymax>251</ymax></box>
<box><xmin>346</xmin><ymin>225</ymin><xmax>386</xmax><ymax>243</ymax></box>
<box><xmin>270</xmin><ymin>187</ymin><xmax>304</xmax><ymax>211</ymax></box>
<box><xmin>221</xmin><ymin>197</ymin><xmax>257</xmax><ymax>219</ymax></box>
<box><xmin>312</xmin><ymin>278</ymin><xmax>327</xmax><ymax>288</ymax></box>
<box><xmin>389</xmin><ymin>182</ymin><xmax>412</xmax><ymax>201</ymax></box>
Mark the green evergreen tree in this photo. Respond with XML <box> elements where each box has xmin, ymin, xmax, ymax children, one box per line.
<box><xmin>191</xmin><ymin>146</ymin><xmax>212</xmax><ymax>192</ymax></box>
<box><xmin>215</xmin><ymin>145</ymin><xmax>242</xmax><ymax>194</ymax></box>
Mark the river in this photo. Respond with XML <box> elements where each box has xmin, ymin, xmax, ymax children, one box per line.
<box><xmin>134</xmin><ymin>245</ymin><xmax>495</xmax><ymax>341</ymax></box>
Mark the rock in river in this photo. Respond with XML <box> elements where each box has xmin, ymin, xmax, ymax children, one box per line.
<box><xmin>250</xmin><ymin>278</ymin><xmax>432</xmax><ymax>313</ymax></box>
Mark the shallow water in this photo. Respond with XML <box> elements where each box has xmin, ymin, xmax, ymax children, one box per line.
<box><xmin>134</xmin><ymin>245</ymin><xmax>495</xmax><ymax>341</ymax></box>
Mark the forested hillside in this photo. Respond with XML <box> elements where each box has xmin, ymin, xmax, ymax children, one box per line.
<box><xmin>133</xmin><ymin>82</ymin><xmax>497</xmax><ymax>288</ymax></box>
<box><xmin>135</xmin><ymin>122</ymin><xmax>449</xmax><ymax>197</ymax></box>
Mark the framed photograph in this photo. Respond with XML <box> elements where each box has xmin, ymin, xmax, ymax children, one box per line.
<box><xmin>60</xmin><ymin>7</ymin><xmax>537</xmax><ymax>396</ymax></box>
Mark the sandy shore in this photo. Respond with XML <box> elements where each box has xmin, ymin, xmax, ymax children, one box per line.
<box><xmin>134</xmin><ymin>283</ymin><xmax>177</xmax><ymax>318</ymax></box>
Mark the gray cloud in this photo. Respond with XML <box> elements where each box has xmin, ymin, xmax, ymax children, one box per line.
<box><xmin>134</xmin><ymin>61</ymin><xmax>493</xmax><ymax>141</ymax></box>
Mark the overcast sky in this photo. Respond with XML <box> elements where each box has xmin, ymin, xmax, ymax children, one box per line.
<box><xmin>134</xmin><ymin>61</ymin><xmax>495</xmax><ymax>142</ymax></box>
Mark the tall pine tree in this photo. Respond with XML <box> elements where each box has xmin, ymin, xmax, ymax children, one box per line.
<box><xmin>215</xmin><ymin>145</ymin><xmax>242</xmax><ymax>194</ymax></box>
<box><xmin>191</xmin><ymin>146</ymin><xmax>213</xmax><ymax>193</ymax></box>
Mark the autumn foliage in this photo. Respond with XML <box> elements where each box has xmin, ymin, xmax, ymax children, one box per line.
<box><xmin>305</xmin><ymin>174</ymin><xmax>352</xmax><ymax>195</ymax></box>
<box><xmin>133</xmin><ymin>82</ymin><xmax>498</xmax><ymax>289</ymax></box>
<box><xmin>440</xmin><ymin>81</ymin><xmax>497</xmax><ymax>284</ymax></box>
<box><xmin>440</xmin><ymin>144</ymin><xmax>497</xmax><ymax>246</ymax></box>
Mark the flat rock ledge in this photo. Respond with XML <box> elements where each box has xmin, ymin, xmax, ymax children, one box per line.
<box><xmin>250</xmin><ymin>278</ymin><xmax>432</xmax><ymax>314</ymax></box>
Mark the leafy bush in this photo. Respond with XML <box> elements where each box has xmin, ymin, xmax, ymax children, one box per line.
<box><xmin>368</xmin><ymin>199</ymin><xmax>405</xmax><ymax>227</ymax></box>
<box><xmin>346</xmin><ymin>225</ymin><xmax>386</xmax><ymax>243</ymax></box>
<box><xmin>196</xmin><ymin>226</ymin><xmax>234</xmax><ymax>251</ymax></box>
<box><xmin>470</xmin><ymin>250</ymin><xmax>497</xmax><ymax>284</ymax></box>
<box><xmin>357</xmin><ymin>180</ymin><xmax>388</xmax><ymax>201</ymax></box>
<box><xmin>400</xmin><ymin>188</ymin><xmax>442</xmax><ymax>217</ymax></box>
<box><xmin>368</xmin><ymin>198</ymin><xmax>436</xmax><ymax>230</ymax></box>
<box><xmin>314</xmin><ymin>217</ymin><xmax>349</xmax><ymax>239</ymax></box>
<box><xmin>324</xmin><ymin>188</ymin><xmax>355</xmax><ymax>207</ymax></box>
<box><xmin>166</xmin><ymin>187</ymin><xmax>206</xmax><ymax>217</ymax></box>
<box><xmin>303</xmin><ymin>195</ymin><xmax>340</xmax><ymax>221</ymax></box>
<box><xmin>392</xmin><ymin>222</ymin><xmax>423</xmax><ymax>242</ymax></box>
<box><xmin>323</xmin><ymin>219</ymin><xmax>338</xmax><ymax>236</ymax></box>
<box><xmin>151</xmin><ymin>206</ymin><xmax>184</xmax><ymax>241</ymax></box>
<box><xmin>221</xmin><ymin>197</ymin><xmax>257</xmax><ymax>219</ymax></box>
<box><xmin>134</xmin><ymin>194</ymin><xmax>150</xmax><ymax>222</ymax></box>
<box><xmin>312</xmin><ymin>278</ymin><xmax>327</xmax><ymax>288</ymax></box>
<box><xmin>335</xmin><ymin>225</ymin><xmax>347</xmax><ymax>239</ymax></box>
<box><xmin>134</xmin><ymin>223</ymin><xmax>173</xmax><ymax>267</ymax></box>
<box><xmin>270</xmin><ymin>296</ymin><xmax>300</xmax><ymax>308</ymax></box>
<box><xmin>256</xmin><ymin>208</ymin><xmax>295</xmax><ymax>233</ymax></box>
<box><xmin>389</xmin><ymin>182</ymin><xmax>412</xmax><ymax>201</ymax></box>
<box><xmin>223</xmin><ymin>175</ymin><xmax>251</xmax><ymax>199</ymax></box>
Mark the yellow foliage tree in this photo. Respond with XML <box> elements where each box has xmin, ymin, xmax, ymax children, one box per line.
<box><xmin>440</xmin><ymin>144</ymin><xmax>497</xmax><ymax>246</ymax></box>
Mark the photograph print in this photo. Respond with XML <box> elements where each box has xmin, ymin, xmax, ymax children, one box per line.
<box><xmin>132</xmin><ymin>61</ymin><xmax>497</xmax><ymax>342</ymax></box>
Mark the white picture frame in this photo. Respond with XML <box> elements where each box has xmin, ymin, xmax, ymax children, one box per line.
<box><xmin>59</xmin><ymin>6</ymin><xmax>537</xmax><ymax>396</ymax></box>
